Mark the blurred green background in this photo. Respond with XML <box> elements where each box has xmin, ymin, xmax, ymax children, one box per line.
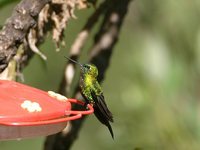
<box><xmin>1</xmin><ymin>0</ymin><xmax>200</xmax><ymax>149</ymax></box>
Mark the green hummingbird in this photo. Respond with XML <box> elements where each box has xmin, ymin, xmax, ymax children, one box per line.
<box><xmin>66</xmin><ymin>57</ymin><xmax>114</xmax><ymax>139</ymax></box>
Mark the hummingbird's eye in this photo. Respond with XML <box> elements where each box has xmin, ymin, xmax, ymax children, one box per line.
<box><xmin>85</xmin><ymin>65</ymin><xmax>90</xmax><ymax>70</ymax></box>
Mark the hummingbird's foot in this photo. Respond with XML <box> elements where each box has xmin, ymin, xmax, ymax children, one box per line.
<box><xmin>84</xmin><ymin>103</ymin><xmax>89</xmax><ymax>110</ymax></box>
<box><xmin>84</xmin><ymin>103</ymin><xmax>93</xmax><ymax>110</ymax></box>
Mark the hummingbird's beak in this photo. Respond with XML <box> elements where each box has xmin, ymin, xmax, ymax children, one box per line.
<box><xmin>65</xmin><ymin>56</ymin><xmax>83</xmax><ymax>68</ymax></box>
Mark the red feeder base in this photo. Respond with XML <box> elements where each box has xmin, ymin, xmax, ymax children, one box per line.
<box><xmin>0</xmin><ymin>80</ymin><xmax>93</xmax><ymax>140</ymax></box>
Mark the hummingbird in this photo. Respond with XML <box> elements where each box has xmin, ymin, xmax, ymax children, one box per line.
<box><xmin>65</xmin><ymin>57</ymin><xmax>114</xmax><ymax>139</ymax></box>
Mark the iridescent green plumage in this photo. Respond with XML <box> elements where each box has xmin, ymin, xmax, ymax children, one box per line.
<box><xmin>66</xmin><ymin>57</ymin><xmax>114</xmax><ymax>139</ymax></box>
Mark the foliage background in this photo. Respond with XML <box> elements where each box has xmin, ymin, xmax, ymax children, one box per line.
<box><xmin>0</xmin><ymin>0</ymin><xmax>200</xmax><ymax>149</ymax></box>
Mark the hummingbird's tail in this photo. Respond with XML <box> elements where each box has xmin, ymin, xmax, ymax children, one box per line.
<box><xmin>106</xmin><ymin>120</ymin><xmax>114</xmax><ymax>139</ymax></box>
<box><xmin>90</xmin><ymin>91</ymin><xmax>114</xmax><ymax>139</ymax></box>
<box><xmin>93</xmin><ymin>106</ymin><xmax>114</xmax><ymax>139</ymax></box>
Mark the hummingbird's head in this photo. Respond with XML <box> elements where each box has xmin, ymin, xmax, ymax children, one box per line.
<box><xmin>65</xmin><ymin>56</ymin><xmax>98</xmax><ymax>77</ymax></box>
<box><xmin>81</xmin><ymin>64</ymin><xmax>98</xmax><ymax>77</ymax></box>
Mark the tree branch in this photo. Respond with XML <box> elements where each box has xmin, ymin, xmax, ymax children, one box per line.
<box><xmin>90</xmin><ymin>0</ymin><xmax>132</xmax><ymax>81</ymax></box>
<box><xmin>44</xmin><ymin>0</ymin><xmax>132</xmax><ymax>149</ymax></box>
<box><xmin>0</xmin><ymin>0</ymin><xmax>50</xmax><ymax>73</ymax></box>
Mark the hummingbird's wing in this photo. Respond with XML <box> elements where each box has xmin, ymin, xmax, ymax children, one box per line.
<box><xmin>91</xmin><ymin>90</ymin><xmax>113</xmax><ymax>122</ymax></box>
<box><xmin>90</xmin><ymin>90</ymin><xmax>114</xmax><ymax>139</ymax></box>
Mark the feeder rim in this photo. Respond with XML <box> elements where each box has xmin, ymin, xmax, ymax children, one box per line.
<box><xmin>0</xmin><ymin>99</ymin><xmax>93</xmax><ymax>126</ymax></box>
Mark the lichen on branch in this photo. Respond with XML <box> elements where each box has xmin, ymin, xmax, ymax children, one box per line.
<box><xmin>0</xmin><ymin>0</ymin><xmax>90</xmax><ymax>78</ymax></box>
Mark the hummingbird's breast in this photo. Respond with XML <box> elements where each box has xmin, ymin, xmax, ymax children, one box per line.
<box><xmin>80</xmin><ymin>74</ymin><xmax>93</xmax><ymax>87</ymax></box>
<box><xmin>80</xmin><ymin>75</ymin><xmax>94</xmax><ymax>102</ymax></box>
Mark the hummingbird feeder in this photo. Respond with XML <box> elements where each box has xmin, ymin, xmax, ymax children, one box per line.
<box><xmin>0</xmin><ymin>80</ymin><xmax>93</xmax><ymax>140</ymax></box>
